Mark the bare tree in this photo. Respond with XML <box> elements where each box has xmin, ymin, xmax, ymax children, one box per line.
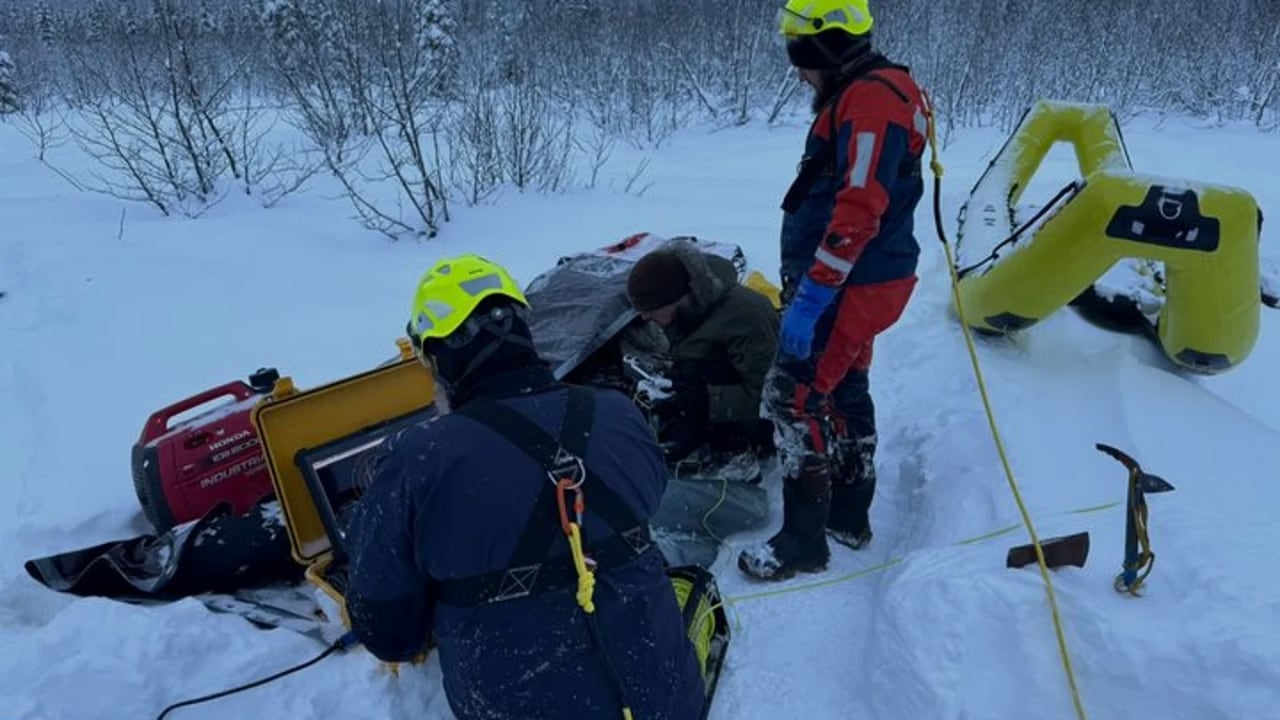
<box><xmin>345</xmin><ymin>0</ymin><xmax>457</xmax><ymax>236</ymax></box>
<box><xmin>496</xmin><ymin>73</ymin><xmax>576</xmax><ymax>193</ymax></box>
<box><xmin>49</xmin><ymin>0</ymin><xmax>310</xmax><ymax>215</ymax></box>
<box><xmin>446</xmin><ymin>86</ymin><xmax>503</xmax><ymax>206</ymax></box>
<box><xmin>267</xmin><ymin>0</ymin><xmax>457</xmax><ymax>238</ymax></box>
<box><xmin>1</xmin><ymin>0</ymin><xmax>1278</xmax><ymax>241</ymax></box>
<box><xmin>11</xmin><ymin>50</ymin><xmax>68</xmax><ymax>160</ymax></box>
<box><xmin>262</xmin><ymin>0</ymin><xmax>362</xmax><ymax>166</ymax></box>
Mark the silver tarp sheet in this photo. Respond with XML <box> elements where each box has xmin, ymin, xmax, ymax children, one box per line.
<box><xmin>524</xmin><ymin>233</ymin><xmax>747</xmax><ymax>379</ymax></box>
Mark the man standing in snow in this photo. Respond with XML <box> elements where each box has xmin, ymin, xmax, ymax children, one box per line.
<box><xmin>625</xmin><ymin>238</ymin><xmax>779</xmax><ymax>472</ymax></box>
<box><xmin>341</xmin><ymin>254</ymin><xmax>705</xmax><ymax>719</ymax></box>
<box><xmin>739</xmin><ymin>0</ymin><xmax>932</xmax><ymax>581</ymax></box>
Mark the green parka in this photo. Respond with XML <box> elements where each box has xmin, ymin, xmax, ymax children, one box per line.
<box><xmin>662</xmin><ymin>241</ymin><xmax>780</xmax><ymax>425</ymax></box>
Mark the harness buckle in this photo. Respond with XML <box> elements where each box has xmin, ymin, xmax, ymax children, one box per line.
<box><xmin>548</xmin><ymin>447</ymin><xmax>586</xmax><ymax>489</ymax></box>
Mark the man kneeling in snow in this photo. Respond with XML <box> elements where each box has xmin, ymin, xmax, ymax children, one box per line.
<box><xmin>342</xmin><ymin>254</ymin><xmax>705</xmax><ymax>720</ymax></box>
<box><xmin>625</xmin><ymin>239</ymin><xmax>780</xmax><ymax>478</ymax></box>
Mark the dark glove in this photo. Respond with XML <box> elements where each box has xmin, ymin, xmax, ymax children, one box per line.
<box><xmin>655</xmin><ymin>361</ymin><xmax>710</xmax><ymax>462</ymax></box>
<box><xmin>780</xmin><ymin>275</ymin><xmax>797</xmax><ymax>307</ymax></box>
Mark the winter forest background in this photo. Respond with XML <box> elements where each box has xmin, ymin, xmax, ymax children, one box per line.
<box><xmin>0</xmin><ymin>0</ymin><xmax>1278</xmax><ymax>238</ymax></box>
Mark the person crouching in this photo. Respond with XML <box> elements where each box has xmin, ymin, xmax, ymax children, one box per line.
<box><xmin>342</xmin><ymin>254</ymin><xmax>706</xmax><ymax>719</ymax></box>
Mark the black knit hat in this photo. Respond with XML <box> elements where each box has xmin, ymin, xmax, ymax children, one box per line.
<box><xmin>787</xmin><ymin>29</ymin><xmax>871</xmax><ymax>70</ymax></box>
<box><xmin>627</xmin><ymin>250</ymin><xmax>691</xmax><ymax>312</ymax></box>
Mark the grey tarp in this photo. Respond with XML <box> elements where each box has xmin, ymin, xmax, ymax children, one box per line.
<box><xmin>525</xmin><ymin>251</ymin><xmax>648</xmax><ymax>380</ymax></box>
<box><xmin>524</xmin><ymin>234</ymin><xmax>769</xmax><ymax>568</ymax></box>
<box><xmin>652</xmin><ymin>476</ymin><xmax>770</xmax><ymax>568</ymax></box>
<box><xmin>524</xmin><ymin>233</ymin><xmax>748</xmax><ymax>380</ymax></box>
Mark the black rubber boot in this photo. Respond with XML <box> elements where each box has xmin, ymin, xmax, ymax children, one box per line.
<box><xmin>827</xmin><ymin>436</ymin><xmax>876</xmax><ymax>550</ymax></box>
<box><xmin>737</xmin><ymin>456</ymin><xmax>832</xmax><ymax>581</ymax></box>
<box><xmin>828</xmin><ymin>483</ymin><xmax>874</xmax><ymax>550</ymax></box>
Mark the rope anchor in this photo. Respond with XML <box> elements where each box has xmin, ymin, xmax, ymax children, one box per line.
<box><xmin>1095</xmin><ymin>443</ymin><xmax>1175</xmax><ymax>596</ymax></box>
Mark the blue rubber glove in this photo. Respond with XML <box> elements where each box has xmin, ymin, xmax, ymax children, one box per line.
<box><xmin>780</xmin><ymin>277</ymin><xmax>839</xmax><ymax>359</ymax></box>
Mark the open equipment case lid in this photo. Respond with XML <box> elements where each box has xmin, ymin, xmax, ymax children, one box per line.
<box><xmin>251</xmin><ymin>340</ymin><xmax>438</xmax><ymax>565</ymax></box>
<box><xmin>294</xmin><ymin>403</ymin><xmax>438</xmax><ymax>565</ymax></box>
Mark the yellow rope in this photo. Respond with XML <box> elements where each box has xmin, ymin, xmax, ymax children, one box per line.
<box><xmin>672</xmin><ymin>575</ymin><xmax>718</xmax><ymax>670</ymax></box>
<box><xmin>1070</xmin><ymin>502</ymin><xmax>1123</xmax><ymax>515</ymax></box>
<box><xmin>922</xmin><ymin>92</ymin><xmax>1089</xmax><ymax>720</ymax></box>
<box><xmin>567</xmin><ymin>520</ymin><xmax>635</xmax><ymax>719</ymax></box>
<box><xmin>700</xmin><ymin>500</ymin><xmax>1120</xmax><ymax>646</ymax></box>
<box><xmin>938</xmin><ymin>229</ymin><xmax>1089</xmax><ymax>720</ymax></box>
<box><xmin>567</xmin><ymin>523</ymin><xmax>596</xmax><ymax>613</ymax></box>
<box><xmin>701</xmin><ymin>474</ymin><xmax>730</xmax><ymax>543</ymax></box>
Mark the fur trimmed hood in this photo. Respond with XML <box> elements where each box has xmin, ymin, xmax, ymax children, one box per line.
<box><xmin>661</xmin><ymin>238</ymin><xmax>738</xmax><ymax>318</ymax></box>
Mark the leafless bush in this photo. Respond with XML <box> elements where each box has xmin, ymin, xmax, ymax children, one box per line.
<box><xmin>12</xmin><ymin>103</ymin><xmax>66</xmax><ymax>161</ymax></box>
<box><xmin>766</xmin><ymin>68</ymin><xmax>805</xmax><ymax>125</ymax></box>
<box><xmin>497</xmin><ymin>79</ymin><xmax>575</xmax><ymax>193</ymax></box>
<box><xmin>59</xmin><ymin>36</ymin><xmax>217</xmax><ymax>215</ymax></box>
<box><xmin>446</xmin><ymin>87</ymin><xmax>502</xmax><ymax>206</ymax></box>
<box><xmin>266</xmin><ymin>0</ymin><xmax>456</xmax><ymax>238</ymax></box>
<box><xmin>230</xmin><ymin>75</ymin><xmax>322</xmax><ymax>208</ymax></box>
<box><xmin>42</xmin><ymin>1</ymin><xmax>312</xmax><ymax>216</ymax></box>
<box><xmin>576</xmin><ymin>127</ymin><xmax>616</xmax><ymax>190</ymax></box>
<box><xmin>261</xmin><ymin>0</ymin><xmax>363</xmax><ymax>169</ymax></box>
<box><xmin>1</xmin><ymin>0</ymin><xmax>1278</xmax><ymax>240</ymax></box>
<box><xmin>6</xmin><ymin>45</ymin><xmax>68</xmax><ymax>159</ymax></box>
<box><xmin>614</xmin><ymin>157</ymin><xmax>654</xmax><ymax>198</ymax></box>
<box><xmin>445</xmin><ymin>80</ymin><xmax>576</xmax><ymax>204</ymax></box>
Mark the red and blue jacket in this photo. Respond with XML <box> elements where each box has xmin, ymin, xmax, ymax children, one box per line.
<box><xmin>780</xmin><ymin>61</ymin><xmax>930</xmax><ymax>293</ymax></box>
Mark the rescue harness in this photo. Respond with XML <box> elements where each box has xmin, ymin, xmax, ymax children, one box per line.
<box><xmin>438</xmin><ymin>385</ymin><xmax>653</xmax><ymax>720</ymax></box>
<box><xmin>436</xmin><ymin>386</ymin><xmax>653</xmax><ymax>609</ymax></box>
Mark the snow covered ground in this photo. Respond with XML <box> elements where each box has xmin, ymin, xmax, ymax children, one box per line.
<box><xmin>2</xmin><ymin>108</ymin><xmax>1278</xmax><ymax>720</ymax></box>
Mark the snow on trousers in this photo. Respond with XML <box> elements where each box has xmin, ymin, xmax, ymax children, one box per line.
<box><xmin>763</xmin><ymin>278</ymin><xmax>916</xmax><ymax>510</ymax></box>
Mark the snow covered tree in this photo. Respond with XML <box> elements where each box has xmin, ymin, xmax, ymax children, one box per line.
<box><xmin>0</xmin><ymin>45</ymin><xmax>19</xmax><ymax>115</ymax></box>
<box><xmin>327</xmin><ymin>0</ymin><xmax>460</xmax><ymax>236</ymax></box>
<box><xmin>414</xmin><ymin>0</ymin><xmax>460</xmax><ymax>99</ymax></box>
<box><xmin>261</xmin><ymin>0</ymin><xmax>309</xmax><ymax>67</ymax></box>
<box><xmin>262</xmin><ymin>0</ymin><xmax>461</xmax><ymax>236</ymax></box>
<box><xmin>34</xmin><ymin>1</ymin><xmax>57</xmax><ymax>47</ymax></box>
<box><xmin>263</xmin><ymin>0</ymin><xmax>360</xmax><ymax>156</ymax></box>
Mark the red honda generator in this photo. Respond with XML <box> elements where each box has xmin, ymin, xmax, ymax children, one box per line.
<box><xmin>131</xmin><ymin>368</ymin><xmax>281</xmax><ymax>532</ymax></box>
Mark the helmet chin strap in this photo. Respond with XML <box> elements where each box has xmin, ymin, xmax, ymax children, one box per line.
<box><xmin>440</xmin><ymin>307</ymin><xmax>535</xmax><ymax>398</ymax></box>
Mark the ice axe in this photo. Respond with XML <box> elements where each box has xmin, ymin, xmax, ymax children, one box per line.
<box><xmin>1096</xmin><ymin>443</ymin><xmax>1175</xmax><ymax>596</ymax></box>
<box><xmin>1006</xmin><ymin>531</ymin><xmax>1090</xmax><ymax>571</ymax></box>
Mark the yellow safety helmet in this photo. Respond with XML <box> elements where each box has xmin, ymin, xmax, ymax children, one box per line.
<box><xmin>407</xmin><ymin>254</ymin><xmax>528</xmax><ymax>347</ymax></box>
<box><xmin>777</xmin><ymin>0</ymin><xmax>874</xmax><ymax>39</ymax></box>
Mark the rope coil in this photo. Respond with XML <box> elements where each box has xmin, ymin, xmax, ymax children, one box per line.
<box><xmin>672</xmin><ymin>575</ymin><xmax>717</xmax><ymax>671</ymax></box>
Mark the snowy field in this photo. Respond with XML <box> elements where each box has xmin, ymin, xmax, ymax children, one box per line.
<box><xmin>2</xmin><ymin>108</ymin><xmax>1279</xmax><ymax>720</ymax></box>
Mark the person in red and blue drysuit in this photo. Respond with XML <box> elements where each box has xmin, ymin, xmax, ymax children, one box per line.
<box><xmin>739</xmin><ymin>0</ymin><xmax>934</xmax><ymax>581</ymax></box>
